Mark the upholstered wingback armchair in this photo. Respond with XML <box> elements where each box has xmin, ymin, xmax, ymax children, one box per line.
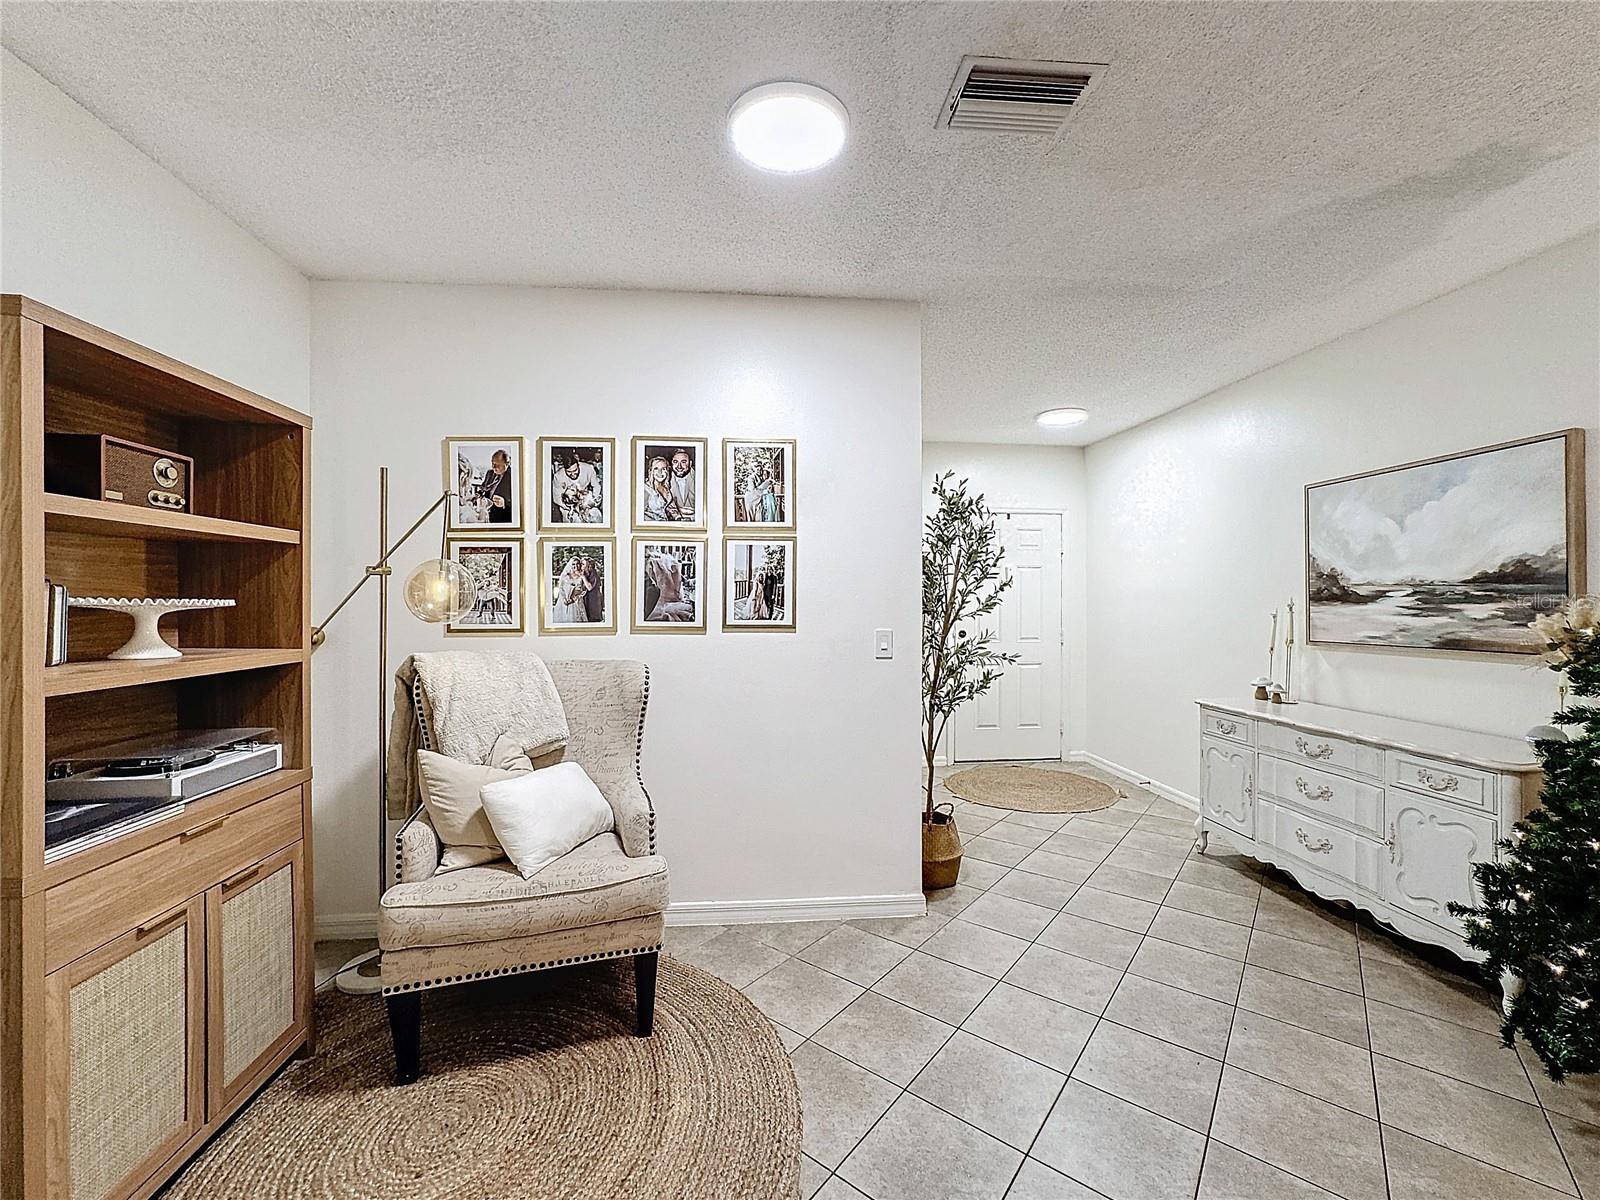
<box><xmin>379</xmin><ymin>659</ymin><xmax>668</xmax><ymax>1083</ymax></box>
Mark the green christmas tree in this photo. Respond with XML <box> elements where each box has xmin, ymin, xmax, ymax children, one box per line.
<box><xmin>1453</xmin><ymin>595</ymin><xmax>1600</xmax><ymax>1080</ymax></box>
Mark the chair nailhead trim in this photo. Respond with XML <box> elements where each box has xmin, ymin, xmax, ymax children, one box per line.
<box><xmin>381</xmin><ymin>943</ymin><xmax>664</xmax><ymax>995</ymax></box>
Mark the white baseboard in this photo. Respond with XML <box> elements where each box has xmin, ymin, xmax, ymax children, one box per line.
<box><xmin>318</xmin><ymin>893</ymin><xmax>928</xmax><ymax>940</ymax></box>
<box><xmin>1067</xmin><ymin>750</ymin><xmax>1199</xmax><ymax>813</ymax></box>
<box><xmin>315</xmin><ymin>913</ymin><xmax>377</xmax><ymax>940</ymax></box>
<box><xmin>666</xmin><ymin>893</ymin><xmax>926</xmax><ymax>926</ymax></box>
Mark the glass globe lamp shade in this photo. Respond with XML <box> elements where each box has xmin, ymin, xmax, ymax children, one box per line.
<box><xmin>403</xmin><ymin>558</ymin><xmax>473</xmax><ymax>623</ymax></box>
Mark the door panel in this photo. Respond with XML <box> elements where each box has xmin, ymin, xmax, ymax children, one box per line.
<box><xmin>1382</xmin><ymin>792</ymin><xmax>1497</xmax><ymax>932</ymax></box>
<box><xmin>1200</xmin><ymin>737</ymin><xmax>1254</xmax><ymax>838</ymax></box>
<box><xmin>952</xmin><ymin>512</ymin><xmax>1064</xmax><ymax>762</ymax></box>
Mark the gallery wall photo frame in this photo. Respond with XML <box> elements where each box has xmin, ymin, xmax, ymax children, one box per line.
<box><xmin>723</xmin><ymin>438</ymin><xmax>796</xmax><ymax>532</ymax></box>
<box><xmin>444</xmin><ymin>435</ymin><xmax>526</xmax><ymax>533</ymax></box>
<box><xmin>631</xmin><ymin>436</ymin><xmax>709</xmax><ymax>531</ymax></box>
<box><xmin>1304</xmin><ymin>428</ymin><xmax>1586</xmax><ymax>656</ymax></box>
<box><xmin>723</xmin><ymin>536</ymin><xmax>796</xmax><ymax>632</ymax></box>
<box><xmin>631</xmin><ymin>537</ymin><xmax>709</xmax><ymax>633</ymax></box>
<box><xmin>444</xmin><ymin>537</ymin><xmax>526</xmax><ymax>636</ymax></box>
<box><xmin>537</xmin><ymin>536</ymin><xmax>619</xmax><ymax>635</ymax></box>
<box><xmin>537</xmin><ymin>436</ymin><xmax>617</xmax><ymax>533</ymax></box>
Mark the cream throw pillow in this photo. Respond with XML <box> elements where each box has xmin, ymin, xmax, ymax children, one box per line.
<box><xmin>415</xmin><ymin>733</ymin><xmax>533</xmax><ymax>872</ymax></box>
<box><xmin>478</xmin><ymin>762</ymin><xmax>615</xmax><ymax>880</ymax></box>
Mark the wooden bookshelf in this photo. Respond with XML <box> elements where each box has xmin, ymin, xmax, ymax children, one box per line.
<box><xmin>1</xmin><ymin>296</ymin><xmax>314</xmax><ymax>1200</ymax></box>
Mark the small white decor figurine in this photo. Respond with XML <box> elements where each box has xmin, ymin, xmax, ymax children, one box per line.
<box><xmin>67</xmin><ymin>597</ymin><xmax>235</xmax><ymax>660</ymax></box>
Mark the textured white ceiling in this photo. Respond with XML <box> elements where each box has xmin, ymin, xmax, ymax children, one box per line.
<box><xmin>3</xmin><ymin>2</ymin><xmax>1597</xmax><ymax>443</ymax></box>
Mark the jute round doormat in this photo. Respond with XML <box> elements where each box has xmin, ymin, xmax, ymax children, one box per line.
<box><xmin>945</xmin><ymin>765</ymin><xmax>1119</xmax><ymax>813</ymax></box>
<box><xmin>163</xmin><ymin>956</ymin><xmax>801</xmax><ymax>1200</ymax></box>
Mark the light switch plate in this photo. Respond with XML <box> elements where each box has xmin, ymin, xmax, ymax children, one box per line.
<box><xmin>875</xmin><ymin>629</ymin><xmax>894</xmax><ymax>659</ymax></box>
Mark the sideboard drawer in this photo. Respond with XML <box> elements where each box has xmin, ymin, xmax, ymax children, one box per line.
<box><xmin>1388</xmin><ymin>753</ymin><xmax>1495</xmax><ymax>813</ymax></box>
<box><xmin>1258</xmin><ymin>722</ymin><xmax>1382</xmax><ymax>780</ymax></box>
<box><xmin>1258</xmin><ymin>754</ymin><xmax>1383</xmax><ymax>836</ymax></box>
<box><xmin>45</xmin><ymin>787</ymin><xmax>303</xmax><ymax>973</ymax></box>
<box><xmin>1267</xmin><ymin>800</ymin><xmax>1382</xmax><ymax>893</ymax></box>
<box><xmin>1201</xmin><ymin>709</ymin><xmax>1254</xmax><ymax>746</ymax></box>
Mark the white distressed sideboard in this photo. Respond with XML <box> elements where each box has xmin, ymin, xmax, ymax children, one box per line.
<box><xmin>1194</xmin><ymin>698</ymin><xmax>1543</xmax><ymax>962</ymax></box>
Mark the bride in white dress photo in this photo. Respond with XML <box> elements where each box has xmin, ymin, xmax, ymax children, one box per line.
<box><xmin>553</xmin><ymin>555</ymin><xmax>591</xmax><ymax>623</ymax></box>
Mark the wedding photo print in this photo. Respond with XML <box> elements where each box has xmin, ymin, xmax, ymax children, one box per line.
<box><xmin>445</xmin><ymin>436</ymin><xmax>524</xmax><ymax>532</ymax></box>
<box><xmin>538</xmin><ymin>538</ymin><xmax>617</xmax><ymax>634</ymax></box>
<box><xmin>724</xmin><ymin>538</ymin><xmax>795</xmax><ymax>631</ymax></box>
<box><xmin>538</xmin><ymin>437</ymin><xmax>615</xmax><ymax>531</ymax></box>
<box><xmin>1306</xmin><ymin>429</ymin><xmax>1585</xmax><ymax>654</ymax></box>
<box><xmin>633</xmin><ymin>437</ymin><xmax>707</xmax><ymax>529</ymax></box>
<box><xmin>724</xmin><ymin>439</ymin><xmax>795</xmax><ymax>530</ymax></box>
<box><xmin>633</xmin><ymin>539</ymin><xmax>706</xmax><ymax>632</ymax></box>
<box><xmin>445</xmin><ymin>539</ymin><xmax>524</xmax><ymax>635</ymax></box>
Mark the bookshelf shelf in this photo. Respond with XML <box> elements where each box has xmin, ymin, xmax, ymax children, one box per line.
<box><xmin>42</xmin><ymin>647</ymin><xmax>304</xmax><ymax>697</ymax></box>
<box><xmin>44</xmin><ymin>494</ymin><xmax>301</xmax><ymax>545</ymax></box>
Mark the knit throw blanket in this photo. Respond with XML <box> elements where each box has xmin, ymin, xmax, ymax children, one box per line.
<box><xmin>387</xmin><ymin>651</ymin><xmax>569</xmax><ymax>819</ymax></box>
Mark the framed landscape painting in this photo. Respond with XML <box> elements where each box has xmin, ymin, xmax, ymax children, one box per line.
<box><xmin>1305</xmin><ymin>429</ymin><xmax>1585</xmax><ymax>654</ymax></box>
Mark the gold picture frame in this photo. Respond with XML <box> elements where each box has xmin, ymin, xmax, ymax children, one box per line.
<box><xmin>631</xmin><ymin>537</ymin><xmax>708</xmax><ymax>634</ymax></box>
<box><xmin>444</xmin><ymin>538</ymin><xmax>525</xmax><ymax>636</ymax></box>
<box><xmin>537</xmin><ymin>436</ymin><xmax>617</xmax><ymax>533</ymax></box>
<box><xmin>537</xmin><ymin>536</ymin><xmax>619</xmax><ymax>635</ymax></box>
<box><xmin>723</xmin><ymin>438</ymin><xmax>796</xmax><ymax>532</ymax></box>
<box><xmin>443</xmin><ymin>435</ymin><xmax>526</xmax><ymax>533</ymax></box>
<box><xmin>631</xmin><ymin>436</ymin><xmax>709</xmax><ymax>532</ymax></box>
<box><xmin>722</xmin><ymin>537</ymin><xmax>796</xmax><ymax>632</ymax></box>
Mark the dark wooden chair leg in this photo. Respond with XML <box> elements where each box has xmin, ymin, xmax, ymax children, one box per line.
<box><xmin>634</xmin><ymin>951</ymin><xmax>659</xmax><ymax>1037</ymax></box>
<box><xmin>386</xmin><ymin>991</ymin><xmax>422</xmax><ymax>1084</ymax></box>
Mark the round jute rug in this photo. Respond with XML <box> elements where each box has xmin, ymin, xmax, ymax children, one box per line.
<box><xmin>164</xmin><ymin>956</ymin><xmax>801</xmax><ymax>1200</ymax></box>
<box><xmin>945</xmin><ymin>765</ymin><xmax>1119</xmax><ymax>813</ymax></box>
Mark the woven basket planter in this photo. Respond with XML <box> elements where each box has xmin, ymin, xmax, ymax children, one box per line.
<box><xmin>922</xmin><ymin>805</ymin><xmax>962</xmax><ymax>891</ymax></box>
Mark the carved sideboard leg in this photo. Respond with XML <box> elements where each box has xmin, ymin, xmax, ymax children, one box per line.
<box><xmin>1193</xmin><ymin>816</ymin><xmax>1209</xmax><ymax>855</ymax></box>
<box><xmin>1500</xmin><ymin>969</ymin><xmax>1523</xmax><ymax>1020</ymax></box>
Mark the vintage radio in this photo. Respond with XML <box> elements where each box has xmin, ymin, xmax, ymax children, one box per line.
<box><xmin>44</xmin><ymin>433</ymin><xmax>193</xmax><ymax>512</ymax></box>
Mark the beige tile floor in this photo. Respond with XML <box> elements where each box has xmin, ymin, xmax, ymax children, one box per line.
<box><xmin>666</xmin><ymin>763</ymin><xmax>1600</xmax><ymax>1200</ymax></box>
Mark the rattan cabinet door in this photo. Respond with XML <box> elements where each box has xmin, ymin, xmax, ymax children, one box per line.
<box><xmin>206</xmin><ymin>841</ymin><xmax>305</xmax><ymax>1115</ymax></box>
<box><xmin>44</xmin><ymin>896</ymin><xmax>206</xmax><ymax>1200</ymax></box>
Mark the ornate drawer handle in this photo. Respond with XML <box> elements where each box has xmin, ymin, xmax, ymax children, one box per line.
<box><xmin>1387</xmin><ymin>822</ymin><xmax>1397</xmax><ymax>863</ymax></box>
<box><xmin>1295</xmin><ymin>737</ymin><xmax>1334</xmax><ymax>760</ymax></box>
<box><xmin>1295</xmin><ymin>777</ymin><xmax>1334</xmax><ymax>802</ymax></box>
<box><xmin>1215</xmin><ymin>719</ymin><xmax>1239</xmax><ymax>736</ymax></box>
<box><xmin>1417</xmin><ymin>769</ymin><xmax>1460</xmax><ymax>794</ymax></box>
<box><xmin>1295</xmin><ymin>828</ymin><xmax>1334</xmax><ymax>854</ymax></box>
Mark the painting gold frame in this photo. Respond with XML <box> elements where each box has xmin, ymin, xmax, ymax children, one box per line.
<box><xmin>631</xmin><ymin>436</ymin><xmax>709</xmax><ymax>532</ymax></box>
<box><xmin>443</xmin><ymin>537</ymin><xmax>526</xmax><ymax>636</ymax></box>
<box><xmin>723</xmin><ymin>438</ymin><xmax>797</xmax><ymax>532</ymax></box>
<box><xmin>537</xmin><ymin>536</ymin><xmax>619</xmax><ymax>635</ymax></box>
<box><xmin>537</xmin><ymin>436</ymin><xmax>617</xmax><ymax>534</ymax></box>
<box><xmin>722</xmin><ymin>537</ymin><xmax>797</xmax><ymax>632</ymax></box>
<box><xmin>1304</xmin><ymin>427</ymin><xmax>1586</xmax><ymax>656</ymax></box>
<box><xmin>631</xmin><ymin>537</ymin><xmax>709</xmax><ymax>634</ymax></box>
<box><xmin>443</xmin><ymin>435</ymin><xmax>526</xmax><ymax>533</ymax></box>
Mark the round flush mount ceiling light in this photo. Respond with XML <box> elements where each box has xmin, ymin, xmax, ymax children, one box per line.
<box><xmin>1036</xmin><ymin>407</ymin><xmax>1089</xmax><ymax>429</ymax></box>
<box><xmin>728</xmin><ymin>82</ymin><xmax>848</xmax><ymax>173</ymax></box>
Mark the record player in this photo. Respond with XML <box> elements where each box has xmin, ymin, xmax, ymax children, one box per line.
<box><xmin>47</xmin><ymin>727</ymin><xmax>282</xmax><ymax>803</ymax></box>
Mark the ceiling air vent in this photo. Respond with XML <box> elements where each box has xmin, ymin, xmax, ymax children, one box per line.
<box><xmin>937</xmin><ymin>56</ymin><xmax>1108</xmax><ymax>136</ymax></box>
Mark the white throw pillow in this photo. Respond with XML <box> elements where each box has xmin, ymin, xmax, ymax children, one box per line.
<box><xmin>415</xmin><ymin>734</ymin><xmax>534</xmax><ymax>872</ymax></box>
<box><xmin>478</xmin><ymin>762</ymin><xmax>615</xmax><ymax>880</ymax></box>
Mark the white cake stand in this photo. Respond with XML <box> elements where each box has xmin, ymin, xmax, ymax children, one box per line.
<box><xmin>67</xmin><ymin>597</ymin><xmax>236</xmax><ymax>660</ymax></box>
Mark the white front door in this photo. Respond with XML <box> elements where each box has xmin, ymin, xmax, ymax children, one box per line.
<box><xmin>951</xmin><ymin>511</ymin><xmax>1064</xmax><ymax>762</ymax></box>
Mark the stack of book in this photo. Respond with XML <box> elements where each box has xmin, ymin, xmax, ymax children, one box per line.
<box><xmin>44</xmin><ymin>799</ymin><xmax>184</xmax><ymax>864</ymax></box>
<box><xmin>45</xmin><ymin>579</ymin><xmax>68</xmax><ymax>666</ymax></box>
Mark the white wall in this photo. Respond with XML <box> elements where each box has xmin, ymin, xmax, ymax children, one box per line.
<box><xmin>0</xmin><ymin>50</ymin><xmax>310</xmax><ymax>408</ymax></box>
<box><xmin>311</xmin><ymin>283</ymin><xmax>924</xmax><ymax>929</ymax></box>
<box><xmin>921</xmin><ymin>443</ymin><xmax>1090</xmax><ymax>754</ymax></box>
<box><xmin>1084</xmin><ymin>233</ymin><xmax>1600</xmax><ymax>799</ymax></box>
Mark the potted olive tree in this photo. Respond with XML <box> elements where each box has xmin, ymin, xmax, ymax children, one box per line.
<box><xmin>921</xmin><ymin>473</ymin><xmax>1018</xmax><ymax>889</ymax></box>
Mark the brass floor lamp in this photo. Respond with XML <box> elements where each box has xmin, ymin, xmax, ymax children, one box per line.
<box><xmin>311</xmin><ymin>467</ymin><xmax>472</xmax><ymax>995</ymax></box>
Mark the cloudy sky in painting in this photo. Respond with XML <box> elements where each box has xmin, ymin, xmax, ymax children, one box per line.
<box><xmin>1309</xmin><ymin>438</ymin><xmax>1567</xmax><ymax>583</ymax></box>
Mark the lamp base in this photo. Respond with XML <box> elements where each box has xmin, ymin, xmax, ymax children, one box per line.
<box><xmin>333</xmin><ymin>949</ymin><xmax>384</xmax><ymax>996</ymax></box>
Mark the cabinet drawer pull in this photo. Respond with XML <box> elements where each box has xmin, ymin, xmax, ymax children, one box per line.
<box><xmin>1295</xmin><ymin>777</ymin><xmax>1334</xmax><ymax>802</ymax></box>
<box><xmin>1387</xmin><ymin>822</ymin><xmax>1397</xmax><ymax>863</ymax></box>
<box><xmin>222</xmin><ymin>864</ymin><xmax>262</xmax><ymax>894</ymax></box>
<box><xmin>1417</xmin><ymin>769</ymin><xmax>1460</xmax><ymax>794</ymax></box>
<box><xmin>136</xmin><ymin>910</ymin><xmax>186</xmax><ymax>939</ymax></box>
<box><xmin>1295</xmin><ymin>737</ymin><xmax>1334</xmax><ymax>760</ymax></box>
<box><xmin>181</xmin><ymin>815</ymin><xmax>228</xmax><ymax>841</ymax></box>
<box><xmin>1214</xmin><ymin>719</ymin><xmax>1239</xmax><ymax>736</ymax></box>
<box><xmin>1294</xmin><ymin>828</ymin><xmax>1334</xmax><ymax>854</ymax></box>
